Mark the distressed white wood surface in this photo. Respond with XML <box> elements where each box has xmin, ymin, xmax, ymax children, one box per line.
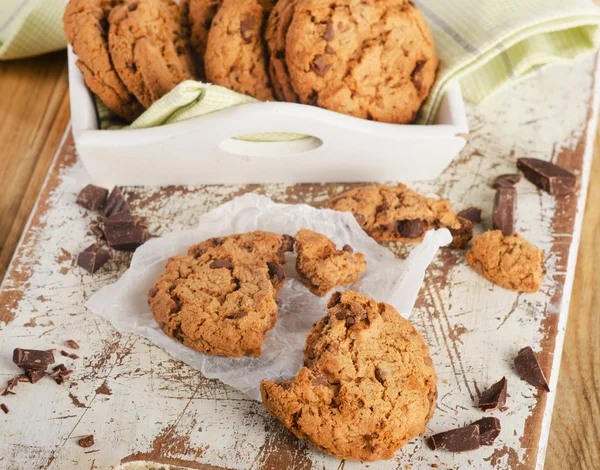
<box><xmin>0</xmin><ymin>55</ymin><xmax>598</xmax><ymax>470</ymax></box>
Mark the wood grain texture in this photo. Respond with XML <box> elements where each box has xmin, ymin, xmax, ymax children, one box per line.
<box><xmin>545</xmin><ymin>127</ymin><xmax>600</xmax><ymax>470</ymax></box>
<box><xmin>0</xmin><ymin>51</ymin><xmax>598</xmax><ymax>469</ymax></box>
<box><xmin>0</xmin><ymin>51</ymin><xmax>70</xmax><ymax>280</ymax></box>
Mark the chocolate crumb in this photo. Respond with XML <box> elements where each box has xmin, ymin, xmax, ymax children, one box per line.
<box><xmin>1</xmin><ymin>404</ymin><xmax>8</xmax><ymax>414</ymax></box>
<box><xmin>78</xmin><ymin>435</ymin><xmax>95</xmax><ymax>448</ymax></box>
<box><xmin>514</xmin><ymin>346</ymin><xmax>550</xmax><ymax>391</ymax></box>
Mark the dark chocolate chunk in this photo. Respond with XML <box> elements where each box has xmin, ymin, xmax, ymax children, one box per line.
<box><xmin>279</xmin><ymin>234</ymin><xmax>295</xmax><ymax>254</ymax></box>
<box><xmin>267</xmin><ymin>261</ymin><xmax>286</xmax><ymax>286</ymax></box>
<box><xmin>492</xmin><ymin>174</ymin><xmax>521</xmax><ymax>189</ymax></box>
<box><xmin>90</xmin><ymin>222</ymin><xmax>104</xmax><ymax>239</ymax></box>
<box><xmin>517</xmin><ymin>158</ymin><xmax>576</xmax><ymax>196</ymax></box>
<box><xmin>457</xmin><ymin>207</ymin><xmax>482</xmax><ymax>224</ymax></box>
<box><xmin>345</xmin><ymin>316</ymin><xmax>356</xmax><ymax>327</ymax></box>
<box><xmin>25</xmin><ymin>369</ymin><xmax>46</xmax><ymax>384</ymax></box>
<box><xmin>471</xmin><ymin>417</ymin><xmax>501</xmax><ymax>446</ymax></box>
<box><xmin>13</xmin><ymin>348</ymin><xmax>55</xmax><ymax>370</ymax></box>
<box><xmin>492</xmin><ymin>187</ymin><xmax>516</xmax><ymax>236</ymax></box>
<box><xmin>78</xmin><ymin>435</ymin><xmax>95</xmax><ymax>448</ymax></box>
<box><xmin>426</xmin><ymin>424</ymin><xmax>480</xmax><ymax>452</ymax></box>
<box><xmin>76</xmin><ymin>185</ymin><xmax>108</xmax><ymax>211</ymax></box>
<box><xmin>0</xmin><ymin>403</ymin><xmax>8</xmax><ymax>414</ymax></box>
<box><xmin>77</xmin><ymin>244</ymin><xmax>110</xmax><ymax>274</ymax></box>
<box><xmin>396</xmin><ymin>219</ymin><xmax>424</xmax><ymax>238</ymax></box>
<box><xmin>65</xmin><ymin>340</ymin><xmax>80</xmax><ymax>350</ymax></box>
<box><xmin>514</xmin><ymin>346</ymin><xmax>550</xmax><ymax>391</ymax></box>
<box><xmin>104</xmin><ymin>223</ymin><xmax>149</xmax><ymax>252</ymax></box>
<box><xmin>103</xmin><ymin>213</ymin><xmax>137</xmax><ymax>230</ymax></box>
<box><xmin>329</xmin><ymin>291</ymin><xmax>341</xmax><ymax>306</ymax></box>
<box><xmin>209</xmin><ymin>259</ymin><xmax>234</xmax><ymax>270</ymax></box>
<box><xmin>478</xmin><ymin>376</ymin><xmax>507</xmax><ymax>411</ymax></box>
<box><xmin>104</xmin><ymin>187</ymin><xmax>131</xmax><ymax>217</ymax></box>
<box><xmin>341</xmin><ymin>244</ymin><xmax>354</xmax><ymax>253</ymax></box>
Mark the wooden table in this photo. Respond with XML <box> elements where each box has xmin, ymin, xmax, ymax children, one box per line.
<box><xmin>0</xmin><ymin>51</ymin><xmax>599</xmax><ymax>470</ymax></box>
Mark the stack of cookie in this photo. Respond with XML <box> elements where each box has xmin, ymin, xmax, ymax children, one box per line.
<box><xmin>64</xmin><ymin>0</ymin><xmax>438</xmax><ymax>124</ymax></box>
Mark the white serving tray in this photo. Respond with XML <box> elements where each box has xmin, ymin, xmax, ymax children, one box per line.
<box><xmin>68</xmin><ymin>46</ymin><xmax>469</xmax><ymax>186</ymax></box>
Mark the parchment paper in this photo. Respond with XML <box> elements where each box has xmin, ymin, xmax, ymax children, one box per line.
<box><xmin>86</xmin><ymin>194</ymin><xmax>451</xmax><ymax>400</ymax></box>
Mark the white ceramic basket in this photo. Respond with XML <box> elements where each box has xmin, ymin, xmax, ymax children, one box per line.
<box><xmin>68</xmin><ymin>46</ymin><xmax>469</xmax><ymax>186</ymax></box>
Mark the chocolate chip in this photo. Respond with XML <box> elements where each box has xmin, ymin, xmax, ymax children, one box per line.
<box><xmin>209</xmin><ymin>259</ymin><xmax>234</xmax><ymax>270</ymax></box>
<box><xmin>0</xmin><ymin>404</ymin><xmax>8</xmax><ymax>414</ymax></box>
<box><xmin>457</xmin><ymin>207</ymin><xmax>482</xmax><ymax>224</ymax></box>
<box><xmin>226</xmin><ymin>311</ymin><xmax>248</xmax><ymax>320</ymax></box>
<box><xmin>310</xmin><ymin>55</ymin><xmax>332</xmax><ymax>76</ymax></box>
<box><xmin>76</xmin><ymin>185</ymin><xmax>108</xmax><ymax>211</ymax></box>
<box><xmin>325</xmin><ymin>45</ymin><xmax>335</xmax><ymax>54</ymax></box>
<box><xmin>345</xmin><ymin>316</ymin><xmax>356</xmax><ymax>327</ymax></box>
<box><xmin>104</xmin><ymin>187</ymin><xmax>131</xmax><ymax>218</ymax></box>
<box><xmin>396</xmin><ymin>219</ymin><xmax>424</xmax><ymax>238</ymax></box>
<box><xmin>477</xmin><ymin>376</ymin><xmax>507</xmax><ymax>411</ymax></box>
<box><xmin>148</xmin><ymin>287</ymin><xmax>158</xmax><ymax>298</ymax></box>
<box><xmin>77</xmin><ymin>244</ymin><xmax>110</xmax><ymax>274</ymax></box>
<box><xmin>323</xmin><ymin>20</ymin><xmax>334</xmax><ymax>40</ymax></box>
<box><xmin>491</xmin><ymin>173</ymin><xmax>521</xmax><ymax>189</ymax></box>
<box><xmin>240</xmin><ymin>14</ymin><xmax>256</xmax><ymax>43</ymax></box>
<box><xmin>492</xmin><ymin>187</ymin><xmax>516</xmax><ymax>236</ymax></box>
<box><xmin>267</xmin><ymin>261</ymin><xmax>286</xmax><ymax>286</ymax></box>
<box><xmin>66</xmin><ymin>340</ymin><xmax>80</xmax><ymax>350</ymax></box>
<box><xmin>280</xmin><ymin>381</ymin><xmax>292</xmax><ymax>390</ymax></box>
<box><xmin>181</xmin><ymin>1</ymin><xmax>190</xmax><ymax>16</ymax></box>
<box><xmin>329</xmin><ymin>291</ymin><xmax>342</xmax><ymax>307</ymax></box>
<box><xmin>375</xmin><ymin>366</ymin><xmax>388</xmax><ymax>384</ymax></box>
<box><xmin>426</xmin><ymin>424</ymin><xmax>480</xmax><ymax>452</ymax></box>
<box><xmin>279</xmin><ymin>234</ymin><xmax>295</xmax><ymax>254</ymax></box>
<box><xmin>341</xmin><ymin>244</ymin><xmax>353</xmax><ymax>253</ymax></box>
<box><xmin>471</xmin><ymin>417</ymin><xmax>501</xmax><ymax>446</ymax></box>
<box><xmin>375</xmin><ymin>203</ymin><xmax>389</xmax><ymax>213</ymax></box>
<box><xmin>127</xmin><ymin>2</ymin><xmax>138</xmax><ymax>11</ymax></box>
<box><xmin>25</xmin><ymin>369</ymin><xmax>45</xmax><ymax>384</ymax></box>
<box><xmin>354</xmin><ymin>214</ymin><xmax>366</xmax><ymax>226</ymax></box>
<box><xmin>126</xmin><ymin>61</ymin><xmax>137</xmax><ymax>72</ymax></box>
<box><xmin>78</xmin><ymin>435</ymin><xmax>95</xmax><ymax>448</ymax></box>
<box><xmin>13</xmin><ymin>348</ymin><xmax>55</xmax><ymax>370</ymax></box>
<box><xmin>517</xmin><ymin>158</ymin><xmax>576</xmax><ymax>196</ymax></box>
<box><xmin>514</xmin><ymin>346</ymin><xmax>550</xmax><ymax>391</ymax></box>
<box><xmin>411</xmin><ymin>60</ymin><xmax>427</xmax><ymax>92</ymax></box>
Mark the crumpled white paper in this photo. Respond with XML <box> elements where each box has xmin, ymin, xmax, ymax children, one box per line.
<box><xmin>86</xmin><ymin>193</ymin><xmax>451</xmax><ymax>401</ymax></box>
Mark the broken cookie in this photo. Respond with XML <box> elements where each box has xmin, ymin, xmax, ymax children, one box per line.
<box><xmin>294</xmin><ymin>229</ymin><xmax>366</xmax><ymax>296</ymax></box>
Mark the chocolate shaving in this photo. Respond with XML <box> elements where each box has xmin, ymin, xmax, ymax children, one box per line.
<box><xmin>426</xmin><ymin>424</ymin><xmax>480</xmax><ymax>452</ymax></box>
<box><xmin>66</xmin><ymin>340</ymin><xmax>80</xmax><ymax>350</ymax></box>
<box><xmin>13</xmin><ymin>348</ymin><xmax>55</xmax><ymax>370</ymax></box>
<box><xmin>0</xmin><ymin>403</ymin><xmax>8</xmax><ymax>414</ymax></box>
<box><xmin>457</xmin><ymin>207</ymin><xmax>482</xmax><ymax>224</ymax></box>
<box><xmin>78</xmin><ymin>435</ymin><xmax>95</xmax><ymax>448</ymax></box>
<box><xmin>492</xmin><ymin>187</ymin><xmax>516</xmax><ymax>236</ymax></box>
<box><xmin>478</xmin><ymin>376</ymin><xmax>507</xmax><ymax>411</ymax></box>
<box><xmin>517</xmin><ymin>158</ymin><xmax>576</xmax><ymax>196</ymax></box>
<box><xmin>50</xmin><ymin>364</ymin><xmax>73</xmax><ymax>385</ymax></box>
<box><xmin>471</xmin><ymin>417</ymin><xmax>501</xmax><ymax>446</ymax></box>
<box><xmin>104</xmin><ymin>187</ymin><xmax>131</xmax><ymax>217</ymax></box>
<box><xmin>491</xmin><ymin>173</ymin><xmax>521</xmax><ymax>189</ymax></box>
<box><xmin>76</xmin><ymin>185</ymin><xmax>108</xmax><ymax>211</ymax></box>
<box><xmin>0</xmin><ymin>376</ymin><xmax>22</xmax><ymax>396</ymax></box>
<box><xmin>514</xmin><ymin>346</ymin><xmax>550</xmax><ymax>391</ymax></box>
<box><xmin>77</xmin><ymin>244</ymin><xmax>110</xmax><ymax>274</ymax></box>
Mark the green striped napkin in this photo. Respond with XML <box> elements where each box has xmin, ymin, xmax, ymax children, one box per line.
<box><xmin>2</xmin><ymin>0</ymin><xmax>600</xmax><ymax>127</ymax></box>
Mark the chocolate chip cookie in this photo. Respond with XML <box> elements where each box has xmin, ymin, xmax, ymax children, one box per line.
<box><xmin>294</xmin><ymin>229</ymin><xmax>366</xmax><ymax>296</ymax></box>
<box><xmin>285</xmin><ymin>0</ymin><xmax>438</xmax><ymax>123</ymax></box>
<box><xmin>108</xmin><ymin>0</ymin><xmax>195</xmax><ymax>109</ymax></box>
<box><xmin>204</xmin><ymin>0</ymin><xmax>276</xmax><ymax>101</ymax></box>
<box><xmin>265</xmin><ymin>0</ymin><xmax>299</xmax><ymax>102</ymax></box>
<box><xmin>64</xmin><ymin>0</ymin><xmax>144</xmax><ymax>121</ymax></box>
<box><xmin>466</xmin><ymin>231</ymin><xmax>544</xmax><ymax>293</ymax></box>
<box><xmin>261</xmin><ymin>290</ymin><xmax>437</xmax><ymax>461</ymax></box>
<box><xmin>328</xmin><ymin>184</ymin><xmax>473</xmax><ymax>248</ymax></box>
<box><xmin>149</xmin><ymin>231</ymin><xmax>294</xmax><ymax>356</ymax></box>
<box><xmin>180</xmin><ymin>0</ymin><xmax>223</xmax><ymax>79</ymax></box>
